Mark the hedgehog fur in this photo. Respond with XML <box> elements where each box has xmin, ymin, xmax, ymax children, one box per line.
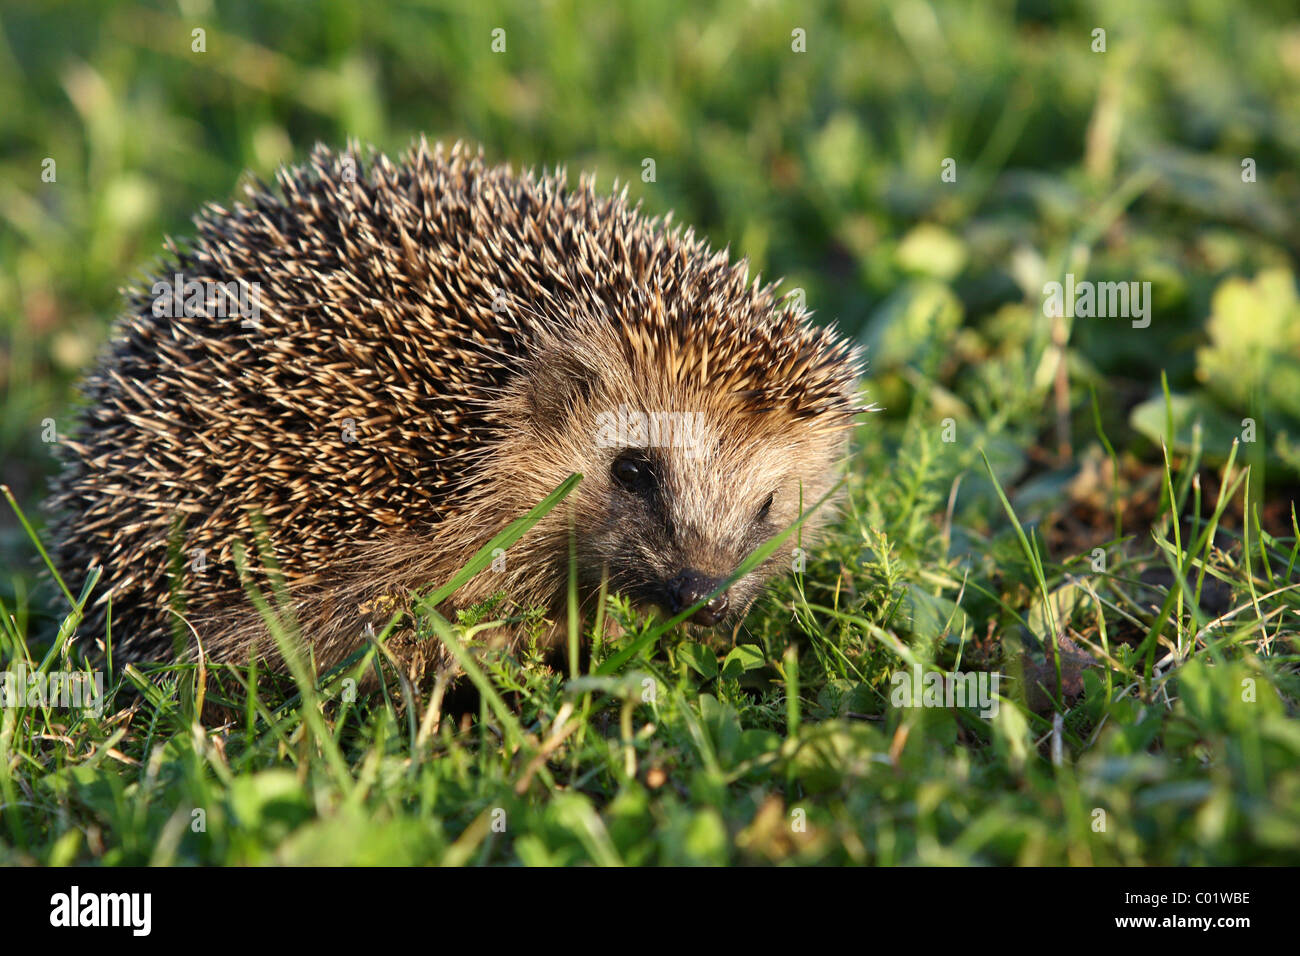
<box><xmin>46</xmin><ymin>139</ymin><xmax>863</xmax><ymax>683</ymax></box>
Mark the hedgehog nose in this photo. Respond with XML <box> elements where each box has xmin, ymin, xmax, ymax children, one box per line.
<box><xmin>667</xmin><ymin>570</ymin><xmax>729</xmax><ymax>625</ymax></box>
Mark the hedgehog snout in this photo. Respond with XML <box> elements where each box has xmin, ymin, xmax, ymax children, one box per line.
<box><xmin>666</xmin><ymin>569</ymin><xmax>730</xmax><ymax>625</ymax></box>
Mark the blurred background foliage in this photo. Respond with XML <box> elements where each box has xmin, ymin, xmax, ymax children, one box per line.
<box><xmin>2</xmin><ymin>0</ymin><xmax>1299</xmax><ymax>544</ymax></box>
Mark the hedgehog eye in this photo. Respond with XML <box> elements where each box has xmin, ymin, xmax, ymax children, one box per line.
<box><xmin>757</xmin><ymin>492</ymin><xmax>775</xmax><ymax>522</ymax></box>
<box><xmin>612</xmin><ymin>452</ymin><xmax>656</xmax><ymax>495</ymax></box>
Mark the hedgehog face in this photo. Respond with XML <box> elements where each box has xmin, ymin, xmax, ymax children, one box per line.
<box><xmin>508</xmin><ymin>327</ymin><xmax>855</xmax><ymax>632</ymax></box>
<box><xmin>570</xmin><ymin>405</ymin><xmax>842</xmax><ymax>628</ymax></box>
<box><xmin>594</xmin><ymin>447</ymin><xmax>775</xmax><ymax>626</ymax></box>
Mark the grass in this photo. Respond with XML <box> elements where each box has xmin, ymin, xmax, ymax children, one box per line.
<box><xmin>2</xmin><ymin>1</ymin><xmax>1299</xmax><ymax>865</ymax></box>
<box><xmin>2</xmin><ymin>403</ymin><xmax>1297</xmax><ymax>865</ymax></box>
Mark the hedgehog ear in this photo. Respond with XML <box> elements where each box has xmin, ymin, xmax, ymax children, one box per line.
<box><xmin>525</xmin><ymin>352</ymin><xmax>601</xmax><ymax>432</ymax></box>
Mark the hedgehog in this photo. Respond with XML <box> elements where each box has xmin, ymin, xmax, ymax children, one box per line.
<box><xmin>46</xmin><ymin>139</ymin><xmax>863</xmax><ymax>686</ymax></box>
